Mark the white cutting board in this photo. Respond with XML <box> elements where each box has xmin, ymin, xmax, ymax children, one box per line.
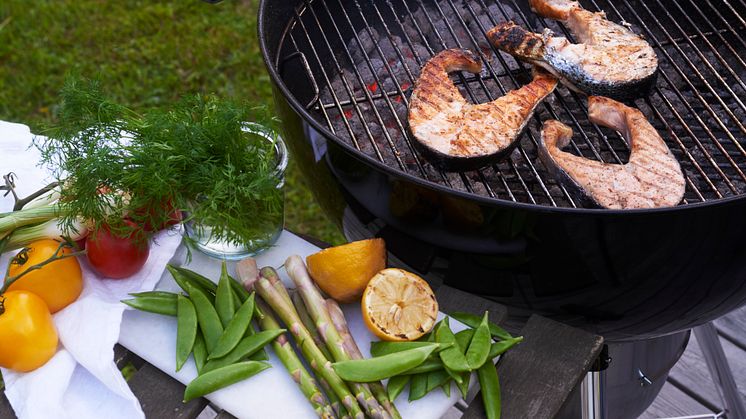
<box><xmin>119</xmin><ymin>231</ymin><xmax>469</xmax><ymax>419</ymax></box>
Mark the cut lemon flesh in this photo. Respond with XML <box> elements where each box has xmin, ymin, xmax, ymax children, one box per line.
<box><xmin>362</xmin><ymin>268</ymin><xmax>438</xmax><ymax>341</ymax></box>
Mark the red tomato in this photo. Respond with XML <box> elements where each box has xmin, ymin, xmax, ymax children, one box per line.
<box><xmin>86</xmin><ymin>221</ymin><xmax>150</xmax><ymax>279</ymax></box>
<box><xmin>133</xmin><ymin>199</ymin><xmax>182</xmax><ymax>232</ymax></box>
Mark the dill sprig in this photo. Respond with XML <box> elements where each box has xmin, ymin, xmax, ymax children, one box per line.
<box><xmin>37</xmin><ymin>77</ymin><xmax>283</xmax><ymax>249</ymax></box>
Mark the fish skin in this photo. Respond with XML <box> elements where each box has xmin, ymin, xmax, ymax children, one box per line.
<box><xmin>538</xmin><ymin>96</ymin><xmax>685</xmax><ymax>209</ymax></box>
<box><xmin>408</xmin><ymin>48</ymin><xmax>558</xmax><ymax>171</ymax></box>
<box><xmin>488</xmin><ymin>0</ymin><xmax>657</xmax><ymax>100</ymax></box>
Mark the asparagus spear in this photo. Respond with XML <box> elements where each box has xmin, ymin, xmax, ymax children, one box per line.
<box><xmin>237</xmin><ymin>259</ymin><xmax>364</xmax><ymax>419</ymax></box>
<box><xmin>326</xmin><ymin>299</ymin><xmax>402</xmax><ymax>419</ymax></box>
<box><xmin>292</xmin><ymin>291</ymin><xmax>349</xmax><ymax>418</ymax></box>
<box><xmin>285</xmin><ymin>255</ymin><xmax>389</xmax><ymax>419</ymax></box>
<box><xmin>255</xmin><ymin>299</ymin><xmax>336</xmax><ymax>419</ymax></box>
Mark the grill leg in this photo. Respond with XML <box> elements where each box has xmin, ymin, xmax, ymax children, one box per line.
<box><xmin>581</xmin><ymin>370</ymin><xmax>607</xmax><ymax>419</ymax></box>
<box><xmin>693</xmin><ymin>322</ymin><xmax>746</xmax><ymax>418</ymax></box>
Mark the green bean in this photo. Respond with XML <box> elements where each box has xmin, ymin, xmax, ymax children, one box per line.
<box><xmin>216</xmin><ymin>262</ymin><xmax>236</xmax><ymax>328</ymax></box>
<box><xmin>184</xmin><ymin>282</ymin><xmax>223</xmax><ymax>354</ymax></box>
<box><xmin>450</xmin><ymin>311</ymin><xmax>513</xmax><ymax>341</ymax></box>
<box><xmin>425</xmin><ymin>369</ymin><xmax>451</xmax><ymax>393</ymax></box>
<box><xmin>400</xmin><ymin>358</ymin><xmax>444</xmax><ymax>375</ymax></box>
<box><xmin>122</xmin><ymin>296</ymin><xmax>177</xmax><ymax>316</ymax></box>
<box><xmin>183</xmin><ymin>361</ymin><xmax>271</xmax><ymax>402</ymax></box>
<box><xmin>408</xmin><ymin>373</ymin><xmax>427</xmax><ymax>401</ymax></box>
<box><xmin>386</xmin><ymin>375</ymin><xmax>410</xmax><ymax>401</ymax></box>
<box><xmin>332</xmin><ymin>343</ymin><xmax>441</xmax><ymax>382</ymax></box>
<box><xmin>436</xmin><ymin>318</ymin><xmax>470</xmax><ymax>373</ymax></box>
<box><xmin>209</xmin><ymin>293</ymin><xmax>257</xmax><ymax>359</ymax></box>
<box><xmin>370</xmin><ymin>341</ymin><xmax>452</xmax><ymax>357</ymax></box>
<box><xmin>477</xmin><ymin>362</ymin><xmax>501</xmax><ymax>419</ymax></box>
<box><xmin>466</xmin><ymin>312</ymin><xmax>492</xmax><ymax>370</ymax></box>
<box><xmin>176</xmin><ymin>295</ymin><xmax>198</xmax><ymax>372</ymax></box>
<box><xmin>193</xmin><ymin>332</ymin><xmax>207</xmax><ymax>374</ymax></box>
<box><xmin>202</xmin><ymin>329</ymin><xmax>285</xmax><ymax>373</ymax></box>
<box><xmin>129</xmin><ymin>291</ymin><xmax>179</xmax><ymax>299</ymax></box>
<box><xmin>489</xmin><ymin>336</ymin><xmax>523</xmax><ymax>359</ymax></box>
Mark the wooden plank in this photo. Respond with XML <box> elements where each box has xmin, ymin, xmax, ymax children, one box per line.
<box><xmin>114</xmin><ymin>343</ymin><xmax>145</xmax><ymax>370</ymax></box>
<box><xmin>667</xmin><ymin>332</ymin><xmax>746</xmax><ymax>411</ymax></box>
<box><xmin>0</xmin><ymin>392</ymin><xmax>15</xmax><ymax>419</ymax></box>
<box><xmin>128</xmin><ymin>363</ymin><xmax>208</xmax><ymax>419</ymax></box>
<box><xmin>715</xmin><ymin>306</ymin><xmax>746</xmax><ymax>351</ymax></box>
<box><xmin>435</xmin><ymin>285</ymin><xmax>508</xmax><ymax>325</ymax></box>
<box><xmin>464</xmin><ymin>315</ymin><xmax>603</xmax><ymax>419</ymax></box>
<box><xmin>640</xmin><ymin>381</ymin><xmax>716</xmax><ymax>419</ymax></box>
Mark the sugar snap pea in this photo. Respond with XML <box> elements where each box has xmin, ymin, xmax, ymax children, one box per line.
<box><xmin>202</xmin><ymin>328</ymin><xmax>285</xmax><ymax>372</ymax></box>
<box><xmin>370</xmin><ymin>341</ymin><xmax>452</xmax><ymax>357</ymax></box>
<box><xmin>183</xmin><ymin>361</ymin><xmax>271</xmax><ymax>402</ymax></box>
<box><xmin>408</xmin><ymin>373</ymin><xmax>427</xmax><ymax>401</ymax></box>
<box><xmin>172</xmin><ymin>265</ymin><xmax>218</xmax><ymax>293</ymax></box>
<box><xmin>176</xmin><ymin>295</ymin><xmax>198</xmax><ymax>372</ymax></box>
<box><xmin>436</xmin><ymin>318</ymin><xmax>471</xmax><ymax>373</ymax></box>
<box><xmin>332</xmin><ymin>343</ymin><xmax>441</xmax><ymax>382</ymax></box>
<box><xmin>167</xmin><ymin>265</ymin><xmax>215</xmax><ymax>304</ymax></box>
<box><xmin>129</xmin><ymin>291</ymin><xmax>179</xmax><ymax>299</ymax></box>
<box><xmin>400</xmin><ymin>357</ymin><xmax>444</xmax><ymax>375</ymax></box>
<box><xmin>466</xmin><ymin>312</ymin><xmax>492</xmax><ymax>370</ymax></box>
<box><xmin>386</xmin><ymin>375</ymin><xmax>410</xmax><ymax>401</ymax></box>
<box><xmin>122</xmin><ymin>295</ymin><xmax>177</xmax><ymax>316</ymax></box>
<box><xmin>477</xmin><ymin>362</ymin><xmax>501</xmax><ymax>419</ymax></box>
<box><xmin>456</xmin><ymin>371</ymin><xmax>470</xmax><ymax>398</ymax></box>
<box><xmin>441</xmin><ymin>381</ymin><xmax>451</xmax><ymax>397</ymax></box>
<box><xmin>193</xmin><ymin>332</ymin><xmax>208</xmax><ymax>373</ymax></box>
<box><xmin>455</xmin><ymin>329</ymin><xmax>475</xmax><ymax>352</ymax></box>
<box><xmin>450</xmin><ymin>311</ymin><xmax>513</xmax><ymax>341</ymax></box>
<box><xmin>216</xmin><ymin>262</ymin><xmax>236</xmax><ymax>328</ymax></box>
<box><xmin>425</xmin><ymin>369</ymin><xmax>451</xmax><ymax>393</ymax></box>
<box><xmin>185</xmin><ymin>282</ymin><xmax>223</xmax><ymax>353</ymax></box>
<box><xmin>228</xmin><ymin>273</ymin><xmax>250</xmax><ymax>302</ymax></box>
<box><xmin>489</xmin><ymin>336</ymin><xmax>524</xmax><ymax>359</ymax></box>
<box><xmin>209</xmin><ymin>293</ymin><xmax>257</xmax><ymax>359</ymax></box>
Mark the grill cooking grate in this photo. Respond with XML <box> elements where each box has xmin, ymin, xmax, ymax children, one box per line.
<box><xmin>276</xmin><ymin>0</ymin><xmax>746</xmax><ymax>208</ymax></box>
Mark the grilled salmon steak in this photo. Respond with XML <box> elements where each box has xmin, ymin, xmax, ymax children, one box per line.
<box><xmin>487</xmin><ymin>0</ymin><xmax>657</xmax><ymax>100</ymax></box>
<box><xmin>538</xmin><ymin>96</ymin><xmax>685</xmax><ymax>209</ymax></box>
<box><xmin>408</xmin><ymin>48</ymin><xmax>558</xmax><ymax>170</ymax></box>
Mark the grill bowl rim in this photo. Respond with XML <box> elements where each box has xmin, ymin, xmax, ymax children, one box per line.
<box><xmin>258</xmin><ymin>0</ymin><xmax>746</xmax><ymax>216</ymax></box>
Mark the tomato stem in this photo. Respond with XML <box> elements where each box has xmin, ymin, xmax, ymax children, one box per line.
<box><xmin>1</xmin><ymin>241</ymin><xmax>86</xmax><ymax>294</ymax></box>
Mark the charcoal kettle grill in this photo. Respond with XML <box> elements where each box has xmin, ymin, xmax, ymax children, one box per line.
<box><xmin>258</xmin><ymin>0</ymin><xmax>746</xmax><ymax>416</ymax></box>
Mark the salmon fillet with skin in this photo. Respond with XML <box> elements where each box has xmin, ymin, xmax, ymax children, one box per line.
<box><xmin>538</xmin><ymin>96</ymin><xmax>685</xmax><ymax>209</ymax></box>
<box><xmin>408</xmin><ymin>48</ymin><xmax>558</xmax><ymax>171</ymax></box>
<box><xmin>488</xmin><ymin>0</ymin><xmax>657</xmax><ymax>100</ymax></box>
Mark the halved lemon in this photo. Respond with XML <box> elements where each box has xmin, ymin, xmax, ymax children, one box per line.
<box><xmin>362</xmin><ymin>268</ymin><xmax>438</xmax><ymax>341</ymax></box>
<box><xmin>306</xmin><ymin>238</ymin><xmax>386</xmax><ymax>303</ymax></box>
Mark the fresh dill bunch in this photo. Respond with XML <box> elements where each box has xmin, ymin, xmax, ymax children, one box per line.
<box><xmin>37</xmin><ymin>76</ymin><xmax>283</xmax><ymax>250</ymax></box>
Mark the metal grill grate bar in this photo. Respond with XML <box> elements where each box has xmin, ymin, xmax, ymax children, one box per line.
<box><xmin>277</xmin><ymin>0</ymin><xmax>746</xmax><ymax>208</ymax></box>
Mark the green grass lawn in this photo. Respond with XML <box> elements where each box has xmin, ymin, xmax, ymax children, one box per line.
<box><xmin>0</xmin><ymin>0</ymin><xmax>344</xmax><ymax>244</ymax></box>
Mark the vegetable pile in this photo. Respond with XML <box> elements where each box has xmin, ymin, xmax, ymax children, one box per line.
<box><xmin>32</xmin><ymin>77</ymin><xmax>282</xmax><ymax>251</ymax></box>
<box><xmin>122</xmin><ymin>262</ymin><xmax>281</xmax><ymax>402</ymax></box>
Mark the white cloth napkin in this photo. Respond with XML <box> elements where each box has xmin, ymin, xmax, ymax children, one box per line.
<box><xmin>0</xmin><ymin>120</ymin><xmax>183</xmax><ymax>419</ymax></box>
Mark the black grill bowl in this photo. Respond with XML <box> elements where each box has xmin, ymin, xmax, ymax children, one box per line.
<box><xmin>259</xmin><ymin>0</ymin><xmax>746</xmax><ymax>341</ymax></box>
